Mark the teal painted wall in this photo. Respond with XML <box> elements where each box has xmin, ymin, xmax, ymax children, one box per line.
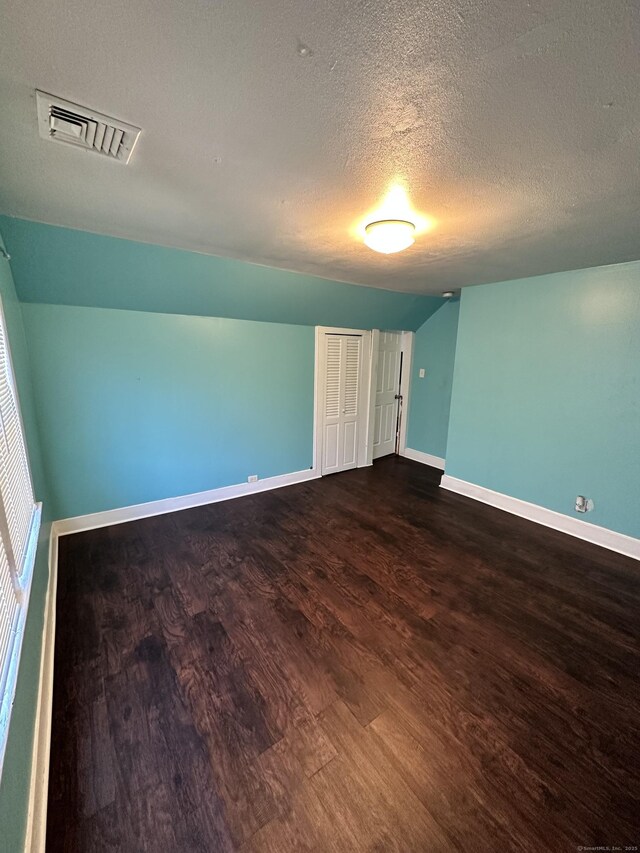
<box><xmin>406</xmin><ymin>300</ymin><xmax>460</xmax><ymax>460</ymax></box>
<box><xmin>446</xmin><ymin>260</ymin><xmax>640</xmax><ymax>539</ymax></box>
<box><xmin>0</xmin><ymin>233</ymin><xmax>51</xmax><ymax>852</ymax></box>
<box><xmin>22</xmin><ymin>303</ymin><xmax>316</xmax><ymax>520</ymax></box>
<box><xmin>0</xmin><ymin>216</ymin><xmax>442</xmax><ymax>331</ymax></box>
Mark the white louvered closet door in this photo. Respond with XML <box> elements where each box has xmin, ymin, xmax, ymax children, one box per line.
<box><xmin>322</xmin><ymin>334</ymin><xmax>362</xmax><ymax>475</ymax></box>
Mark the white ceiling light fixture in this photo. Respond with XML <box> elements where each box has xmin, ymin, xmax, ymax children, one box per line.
<box><xmin>364</xmin><ymin>219</ymin><xmax>416</xmax><ymax>254</ymax></box>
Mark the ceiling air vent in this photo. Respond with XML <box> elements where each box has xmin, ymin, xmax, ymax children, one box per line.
<box><xmin>36</xmin><ymin>90</ymin><xmax>141</xmax><ymax>164</ymax></box>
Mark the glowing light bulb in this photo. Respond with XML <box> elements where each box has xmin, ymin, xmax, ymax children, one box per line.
<box><xmin>364</xmin><ymin>220</ymin><xmax>416</xmax><ymax>254</ymax></box>
<box><xmin>357</xmin><ymin>184</ymin><xmax>433</xmax><ymax>254</ymax></box>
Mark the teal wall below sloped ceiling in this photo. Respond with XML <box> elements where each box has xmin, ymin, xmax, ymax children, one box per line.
<box><xmin>3</xmin><ymin>214</ymin><xmax>446</xmax><ymax>524</ymax></box>
<box><xmin>23</xmin><ymin>303</ymin><xmax>316</xmax><ymax>520</ymax></box>
<box><xmin>0</xmin><ymin>216</ymin><xmax>442</xmax><ymax>331</ymax></box>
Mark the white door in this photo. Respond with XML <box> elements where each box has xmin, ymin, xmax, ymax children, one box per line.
<box><xmin>321</xmin><ymin>334</ymin><xmax>363</xmax><ymax>475</ymax></box>
<box><xmin>373</xmin><ymin>331</ymin><xmax>402</xmax><ymax>459</ymax></box>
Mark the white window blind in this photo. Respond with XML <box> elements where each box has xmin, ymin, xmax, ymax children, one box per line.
<box><xmin>0</xmin><ymin>294</ymin><xmax>41</xmax><ymax>774</ymax></box>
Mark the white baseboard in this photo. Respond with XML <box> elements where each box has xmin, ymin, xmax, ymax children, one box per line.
<box><xmin>54</xmin><ymin>467</ymin><xmax>320</xmax><ymax>536</ymax></box>
<box><xmin>440</xmin><ymin>475</ymin><xmax>640</xmax><ymax>561</ymax></box>
<box><xmin>24</xmin><ymin>529</ymin><xmax>58</xmax><ymax>853</ymax></box>
<box><xmin>402</xmin><ymin>447</ymin><xmax>445</xmax><ymax>470</ymax></box>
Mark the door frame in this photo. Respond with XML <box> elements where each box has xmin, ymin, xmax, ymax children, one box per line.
<box><xmin>313</xmin><ymin>327</ymin><xmax>414</xmax><ymax>475</ymax></box>
<box><xmin>313</xmin><ymin>326</ymin><xmax>373</xmax><ymax>474</ymax></box>
<box><xmin>396</xmin><ymin>331</ymin><xmax>415</xmax><ymax>456</ymax></box>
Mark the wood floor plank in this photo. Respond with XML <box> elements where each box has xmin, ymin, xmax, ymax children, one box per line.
<box><xmin>47</xmin><ymin>457</ymin><xmax>640</xmax><ymax>851</ymax></box>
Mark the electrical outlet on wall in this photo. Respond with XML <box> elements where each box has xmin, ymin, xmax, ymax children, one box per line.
<box><xmin>248</xmin><ymin>475</ymin><xmax>258</xmax><ymax>483</ymax></box>
<box><xmin>575</xmin><ymin>496</ymin><xmax>594</xmax><ymax>513</ymax></box>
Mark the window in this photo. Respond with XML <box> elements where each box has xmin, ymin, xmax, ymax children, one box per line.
<box><xmin>0</xmin><ymin>296</ymin><xmax>41</xmax><ymax>773</ymax></box>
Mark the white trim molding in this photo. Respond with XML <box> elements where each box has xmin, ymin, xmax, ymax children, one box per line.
<box><xmin>55</xmin><ymin>467</ymin><xmax>319</xmax><ymax>537</ymax></box>
<box><xmin>397</xmin><ymin>331</ymin><xmax>414</xmax><ymax>456</ymax></box>
<box><xmin>24</xmin><ymin>527</ymin><xmax>57</xmax><ymax>853</ymax></box>
<box><xmin>367</xmin><ymin>329</ymin><xmax>380</xmax><ymax>464</ymax></box>
<box><xmin>402</xmin><ymin>447</ymin><xmax>445</xmax><ymax>470</ymax></box>
<box><xmin>440</xmin><ymin>475</ymin><xmax>640</xmax><ymax>561</ymax></box>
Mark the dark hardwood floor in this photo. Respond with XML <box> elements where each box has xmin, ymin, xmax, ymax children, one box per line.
<box><xmin>47</xmin><ymin>457</ymin><xmax>640</xmax><ymax>852</ymax></box>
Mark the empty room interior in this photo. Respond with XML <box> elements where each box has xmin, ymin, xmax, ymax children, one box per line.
<box><xmin>0</xmin><ymin>1</ymin><xmax>639</xmax><ymax>850</ymax></box>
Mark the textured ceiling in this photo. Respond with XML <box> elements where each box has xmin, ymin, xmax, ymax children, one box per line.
<box><xmin>0</xmin><ymin>0</ymin><xmax>638</xmax><ymax>294</ymax></box>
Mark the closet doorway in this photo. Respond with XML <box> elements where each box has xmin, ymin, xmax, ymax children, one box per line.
<box><xmin>313</xmin><ymin>327</ymin><xmax>413</xmax><ymax>476</ymax></box>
